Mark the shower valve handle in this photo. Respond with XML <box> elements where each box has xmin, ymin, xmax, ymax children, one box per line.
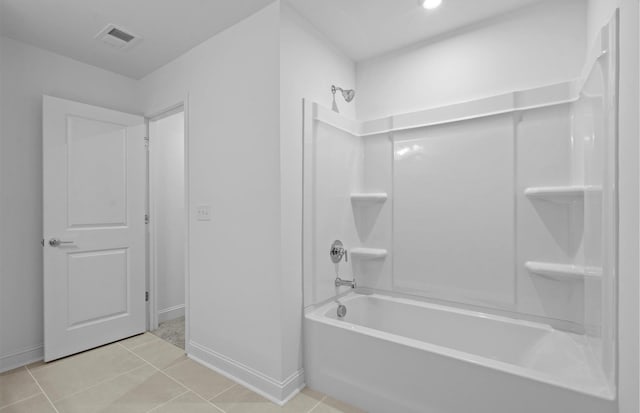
<box><xmin>330</xmin><ymin>240</ymin><xmax>348</xmax><ymax>264</ymax></box>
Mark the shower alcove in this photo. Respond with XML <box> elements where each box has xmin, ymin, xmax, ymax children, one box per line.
<box><xmin>301</xmin><ymin>18</ymin><xmax>618</xmax><ymax>413</ymax></box>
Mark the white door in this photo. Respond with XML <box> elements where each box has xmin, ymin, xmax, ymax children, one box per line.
<box><xmin>43</xmin><ymin>96</ymin><xmax>146</xmax><ymax>361</ymax></box>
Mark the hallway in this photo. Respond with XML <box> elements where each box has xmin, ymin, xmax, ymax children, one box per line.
<box><xmin>152</xmin><ymin>317</ymin><xmax>185</xmax><ymax>350</ymax></box>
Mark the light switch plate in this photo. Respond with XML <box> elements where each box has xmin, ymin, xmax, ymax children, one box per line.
<box><xmin>196</xmin><ymin>205</ymin><xmax>212</xmax><ymax>221</ymax></box>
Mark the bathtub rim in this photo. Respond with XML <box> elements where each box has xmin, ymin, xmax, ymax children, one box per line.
<box><xmin>305</xmin><ymin>291</ymin><xmax>615</xmax><ymax>401</ymax></box>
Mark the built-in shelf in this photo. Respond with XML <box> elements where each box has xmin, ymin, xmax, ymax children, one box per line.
<box><xmin>350</xmin><ymin>193</ymin><xmax>388</xmax><ymax>204</ymax></box>
<box><xmin>525</xmin><ymin>261</ymin><xmax>602</xmax><ymax>281</ymax></box>
<box><xmin>311</xmin><ymin>80</ymin><xmax>579</xmax><ymax>137</ymax></box>
<box><xmin>524</xmin><ymin>186</ymin><xmax>602</xmax><ymax>203</ymax></box>
<box><xmin>350</xmin><ymin>248</ymin><xmax>388</xmax><ymax>260</ymax></box>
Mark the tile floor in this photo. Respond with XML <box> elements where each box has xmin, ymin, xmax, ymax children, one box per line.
<box><xmin>0</xmin><ymin>333</ymin><xmax>365</xmax><ymax>413</ymax></box>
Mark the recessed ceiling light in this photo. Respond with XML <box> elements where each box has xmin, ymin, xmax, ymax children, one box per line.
<box><xmin>421</xmin><ymin>0</ymin><xmax>442</xmax><ymax>10</ymax></box>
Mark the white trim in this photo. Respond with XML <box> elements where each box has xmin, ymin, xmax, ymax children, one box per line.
<box><xmin>146</xmin><ymin>98</ymin><xmax>189</xmax><ymax>337</ymax></box>
<box><xmin>617</xmin><ymin>3</ymin><xmax>639</xmax><ymax>412</ymax></box>
<box><xmin>188</xmin><ymin>341</ymin><xmax>305</xmax><ymax>405</ymax></box>
<box><xmin>147</xmin><ymin>115</ymin><xmax>157</xmax><ymax>332</ymax></box>
<box><xmin>313</xmin><ymin>80</ymin><xmax>581</xmax><ymax>137</ymax></box>
<box><xmin>183</xmin><ymin>95</ymin><xmax>192</xmax><ymax>358</ymax></box>
<box><xmin>0</xmin><ymin>345</ymin><xmax>43</xmax><ymax>373</ymax></box>
<box><xmin>157</xmin><ymin>304</ymin><xmax>185</xmax><ymax>323</ymax></box>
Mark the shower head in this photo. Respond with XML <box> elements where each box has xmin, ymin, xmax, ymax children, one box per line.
<box><xmin>342</xmin><ymin>88</ymin><xmax>355</xmax><ymax>102</ymax></box>
<box><xmin>331</xmin><ymin>85</ymin><xmax>356</xmax><ymax>113</ymax></box>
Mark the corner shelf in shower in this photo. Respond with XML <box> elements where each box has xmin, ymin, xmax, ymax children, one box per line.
<box><xmin>350</xmin><ymin>248</ymin><xmax>388</xmax><ymax>260</ymax></box>
<box><xmin>350</xmin><ymin>193</ymin><xmax>388</xmax><ymax>204</ymax></box>
<box><xmin>525</xmin><ymin>261</ymin><xmax>602</xmax><ymax>281</ymax></box>
<box><xmin>524</xmin><ymin>186</ymin><xmax>602</xmax><ymax>203</ymax></box>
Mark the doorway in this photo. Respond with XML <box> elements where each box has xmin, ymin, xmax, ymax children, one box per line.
<box><xmin>148</xmin><ymin>107</ymin><xmax>186</xmax><ymax>349</ymax></box>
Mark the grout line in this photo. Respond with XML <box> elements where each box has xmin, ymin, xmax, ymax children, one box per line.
<box><xmin>207</xmin><ymin>383</ymin><xmax>237</xmax><ymax>400</ymax></box>
<box><xmin>48</xmin><ymin>364</ymin><xmax>149</xmax><ymax>403</ymax></box>
<box><xmin>33</xmin><ymin>341</ymin><xmax>155</xmax><ymax>403</ymax></box>
<box><xmin>208</xmin><ymin>383</ymin><xmax>237</xmax><ymax>400</ymax></box>
<box><xmin>145</xmin><ymin>389</ymin><xmax>190</xmax><ymax>413</ymax></box>
<box><xmin>195</xmin><ymin>391</ymin><xmax>226</xmax><ymax>413</ymax></box>
<box><xmin>0</xmin><ymin>392</ymin><xmax>44</xmax><ymax>411</ymax></box>
<box><xmin>24</xmin><ymin>366</ymin><xmax>60</xmax><ymax>413</ymax></box>
<box><xmin>122</xmin><ymin>333</ymin><xmax>162</xmax><ymax>351</ymax></box>
<box><xmin>0</xmin><ymin>366</ymin><xmax>42</xmax><ymax>409</ymax></box>
<box><xmin>307</xmin><ymin>395</ymin><xmax>328</xmax><ymax>413</ymax></box>
<box><xmin>118</xmin><ymin>343</ymin><xmax>226</xmax><ymax>413</ymax></box>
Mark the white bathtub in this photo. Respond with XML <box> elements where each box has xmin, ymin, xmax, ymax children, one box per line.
<box><xmin>304</xmin><ymin>292</ymin><xmax>615</xmax><ymax>413</ymax></box>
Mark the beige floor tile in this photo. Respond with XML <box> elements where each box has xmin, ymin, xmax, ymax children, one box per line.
<box><xmin>29</xmin><ymin>343</ymin><xmax>145</xmax><ymax>401</ymax></box>
<box><xmin>152</xmin><ymin>392</ymin><xmax>221</xmax><ymax>413</ymax></box>
<box><xmin>299</xmin><ymin>387</ymin><xmax>325</xmax><ymax>403</ymax></box>
<box><xmin>311</xmin><ymin>396</ymin><xmax>366</xmax><ymax>413</ymax></box>
<box><xmin>0</xmin><ymin>367</ymin><xmax>41</xmax><ymax>408</ymax></box>
<box><xmin>211</xmin><ymin>385</ymin><xmax>280</xmax><ymax>413</ymax></box>
<box><xmin>164</xmin><ymin>358</ymin><xmax>235</xmax><ymax>399</ymax></box>
<box><xmin>119</xmin><ymin>332</ymin><xmax>160</xmax><ymax>349</ymax></box>
<box><xmin>211</xmin><ymin>385</ymin><xmax>322</xmax><ymax>413</ymax></box>
<box><xmin>25</xmin><ymin>361</ymin><xmax>46</xmax><ymax>369</ymax></box>
<box><xmin>54</xmin><ymin>364</ymin><xmax>187</xmax><ymax>413</ymax></box>
<box><xmin>129</xmin><ymin>338</ymin><xmax>186</xmax><ymax>370</ymax></box>
<box><xmin>0</xmin><ymin>394</ymin><xmax>56</xmax><ymax>413</ymax></box>
<box><xmin>282</xmin><ymin>389</ymin><xmax>326</xmax><ymax>412</ymax></box>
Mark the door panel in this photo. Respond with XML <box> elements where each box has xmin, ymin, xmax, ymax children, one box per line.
<box><xmin>43</xmin><ymin>96</ymin><xmax>146</xmax><ymax>361</ymax></box>
<box><xmin>67</xmin><ymin>248</ymin><xmax>129</xmax><ymax>328</ymax></box>
<box><xmin>67</xmin><ymin>116</ymin><xmax>128</xmax><ymax>227</ymax></box>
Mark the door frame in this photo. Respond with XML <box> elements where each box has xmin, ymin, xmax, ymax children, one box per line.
<box><xmin>145</xmin><ymin>97</ymin><xmax>190</xmax><ymax>349</ymax></box>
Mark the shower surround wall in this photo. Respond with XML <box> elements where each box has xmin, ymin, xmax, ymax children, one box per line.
<box><xmin>305</xmin><ymin>83</ymin><xmax>607</xmax><ymax>327</ymax></box>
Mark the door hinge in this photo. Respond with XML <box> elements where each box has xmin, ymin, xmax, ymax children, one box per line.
<box><xmin>145</xmin><ymin>291</ymin><xmax>149</xmax><ymax>302</ymax></box>
<box><xmin>41</xmin><ymin>238</ymin><xmax>45</xmax><ymax>247</ymax></box>
<box><xmin>144</xmin><ymin>136</ymin><xmax>149</xmax><ymax>148</ymax></box>
<box><xmin>145</xmin><ymin>214</ymin><xmax>149</xmax><ymax>224</ymax></box>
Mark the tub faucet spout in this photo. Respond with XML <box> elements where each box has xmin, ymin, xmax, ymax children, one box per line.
<box><xmin>335</xmin><ymin>277</ymin><xmax>356</xmax><ymax>289</ymax></box>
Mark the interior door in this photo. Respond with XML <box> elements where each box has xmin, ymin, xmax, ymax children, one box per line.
<box><xmin>43</xmin><ymin>96</ymin><xmax>146</xmax><ymax>361</ymax></box>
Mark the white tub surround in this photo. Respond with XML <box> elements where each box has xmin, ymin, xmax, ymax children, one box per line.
<box><xmin>303</xmin><ymin>75</ymin><xmax>605</xmax><ymax>322</ymax></box>
<box><xmin>305</xmin><ymin>293</ymin><xmax>615</xmax><ymax>413</ymax></box>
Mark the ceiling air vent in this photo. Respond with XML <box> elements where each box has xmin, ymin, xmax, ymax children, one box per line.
<box><xmin>95</xmin><ymin>24</ymin><xmax>142</xmax><ymax>50</ymax></box>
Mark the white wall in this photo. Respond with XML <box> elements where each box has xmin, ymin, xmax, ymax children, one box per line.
<box><xmin>139</xmin><ymin>2</ymin><xmax>295</xmax><ymax>400</ymax></box>
<box><xmin>0</xmin><ymin>36</ymin><xmax>141</xmax><ymax>371</ymax></box>
<box><xmin>355</xmin><ymin>0</ymin><xmax>587</xmax><ymax>121</ymax></box>
<box><xmin>279</xmin><ymin>2</ymin><xmax>356</xmax><ymax>376</ymax></box>
<box><xmin>150</xmin><ymin>112</ymin><xmax>185</xmax><ymax>322</ymax></box>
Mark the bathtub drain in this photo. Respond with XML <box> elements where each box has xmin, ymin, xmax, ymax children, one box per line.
<box><xmin>337</xmin><ymin>304</ymin><xmax>347</xmax><ymax>318</ymax></box>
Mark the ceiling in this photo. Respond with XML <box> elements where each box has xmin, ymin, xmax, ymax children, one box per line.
<box><xmin>0</xmin><ymin>0</ymin><xmax>275</xmax><ymax>79</ymax></box>
<box><xmin>286</xmin><ymin>0</ymin><xmax>551</xmax><ymax>61</ymax></box>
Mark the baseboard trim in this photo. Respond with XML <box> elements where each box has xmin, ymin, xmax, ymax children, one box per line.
<box><xmin>0</xmin><ymin>344</ymin><xmax>44</xmax><ymax>373</ymax></box>
<box><xmin>188</xmin><ymin>340</ymin><xmax>305</xmax><ymax>405</ymax></box>
<box><xmin>158</xmin><ymin>304</ymin><xmax>185</xmax><ymax>323</ymax></box>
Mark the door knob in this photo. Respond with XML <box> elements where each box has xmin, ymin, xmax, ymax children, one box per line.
<box><xmin>49</xmin><ymin>238</ymin><xmax>74</xmax><ymax>247</ymax></box>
